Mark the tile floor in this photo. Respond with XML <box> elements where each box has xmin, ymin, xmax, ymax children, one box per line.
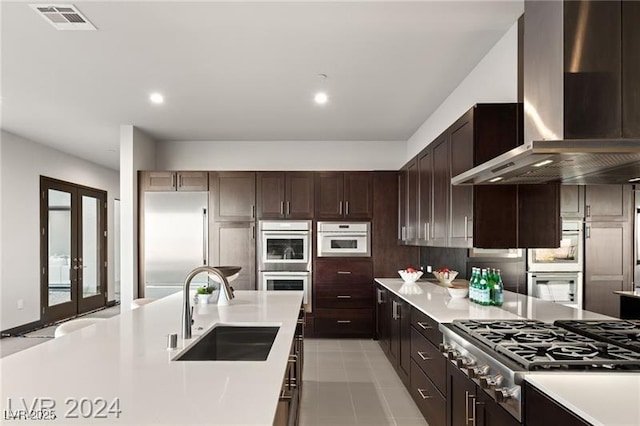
<box><xmin>1</xmin><ymin>311</ymin><xmax>427</xmax><ymax>426</ymax></box>
<box><xmin>301</xmin><ymin>339</ymin><xmax>428</xmax><ymax>426</ymax></box>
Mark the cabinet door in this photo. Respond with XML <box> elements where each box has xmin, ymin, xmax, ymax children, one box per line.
<box><xmin>344</xmin><ymin>172</ymin><xmax>373</xmax><ymax>219</ymax></box>
<box><xmin>399</xmin><ymin>170</ymin><xmax>409</xmax><ymax>244</ymax></box>
<box><xmin>476</xmin><ymin>390</ymin><xmax>520</xmax><ymax>426</ymax></box>
<box><xmin>210</xmin><ymin>222</ymin><xmax>256</xmax><ymax>291</ymax></box>
<box><xmin>449</xmin><ymin>115</ymin><xmax>474</xmax><ymax>247</ymax></box>
<box><xmin>257</xmin><ymin>172</ymin><xmax>286</xmax><ymax>219</ymax></box>
<box><xmin>447</xmin><ymin>364</ymin><xmax>476</xmax><ymax>426</ymax></box>
<box><xmin>431</xmin><ymin>135</ymin><xmax>450</xmax><ymax>246</ymax></box>
<box><xmin>586</xmin><ymin>184</ymin><xmax>632</xmax><ymax>221</ymax></box>
<box><xmin>518</xmin><ymin>183</ymin><xmax>561</xmax><ymax>248</ymax></box>
<box><xmin>389</xmin><ymin>295</ymin><xmax>401</xmax><ymax>367</ymax></box>
<box><xmin>524</xmin><ymin>383</ymin><xmax>590</xmax><ymax>426</ymax></box>
<box><xmin>141</xmin><ymin>171</ymin><xmax>176</xmax><ymax>191</ymax></box>
<box><xmin>585</xmin><ymin>221</ymin><xmax>632</xmax><ymax>317</ymax></box>
<box><xmin>315</xmin><ymin>172</ymin><xmax>344</xmax><ymax>219</ymax></box>
<box><xmin>375</xmin><ymin>286</ymin><xmax>390</xmax><ymax>354</ymax></box>
<box><xmin>418</xmin><ymin>149</ymin><xmax>432</xmax><ymax>245</ymax></box>
<box><xmin>211</xmin><ymin>172</ymin><xmax>256</xmax><ymax>222</ymax></box>
<box><xmin>561</xmin><ymin>185</ymin><xmax>585</xmax><ymax>218</ymax></box>
<box><xmin>398</xmin><ymin>298</ymin><xmax>412</xmax><ymax>386</ymax></box>
<box><xmin>286</xmin><ymin>172</ymin><xmax>314</xmax><ymax>219</ymax></box>
<box><xmin>406</xmin><ymin>160</ymin><xmax>419</xmax><ymax>243</ymax></box>
<box><xmin>176</xmin><ymin>171</ymin><xmax>208</xmax><ymax>191</ymax></box>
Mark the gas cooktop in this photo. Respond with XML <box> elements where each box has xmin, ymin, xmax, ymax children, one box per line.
<box><xmin>451</xmin><ymin>319</ymin><xmax>640</xmax><ymax>371</ymax></box>
<box><xmin>555</xmin><ymin>320</ymin><xmax>640</xmax><ymax>353</ymax></box>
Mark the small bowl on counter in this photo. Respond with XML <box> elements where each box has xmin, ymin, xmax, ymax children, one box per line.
<box><xmin>446</xmin><ymin>279</ymin><xmax>470</xmax><ymax>299</ymax></box>
<box><xmin>398</xmin><ymin>270</ymin><xmax>423</xmax><ymax>283</ymax></box>
<box><xmin>432</xmin><ymin>270</ymin><xmax>459</xmax><ymax>286</ymax></box>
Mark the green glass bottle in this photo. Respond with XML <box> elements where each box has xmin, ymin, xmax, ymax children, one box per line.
<box><xmin>479</xmin><ymin>269</ymin><xmax>490</xmax><ymax>306</ymax></box>
<box><xmin>494</xmin><ymin>269</ymin><xmax>504</xmax><ymax>307</ymax></box>
<box><xmin>488</xmin><ymin>268</ymin><xmax>497</xmax><ymax>306</ymax></box>
<box><xmin>470</xmin><ymin>267</ymin><xmax>478</xmax><ymax>303</ymax></box>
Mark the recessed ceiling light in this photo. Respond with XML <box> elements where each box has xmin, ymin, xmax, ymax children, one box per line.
<box><xmin>489</xmin><ymin>177</ymin><xmax>504</xmax><ymax>183</ymax></box>
<box><xmin>149</xmin><ymin>93</ymin><xmax>164</xmax><ymax>104</ymax></box>
<box><xmin>314</xmin><ymin>92</ymin><xmax>328</xmax><ymax>105</ymax></box>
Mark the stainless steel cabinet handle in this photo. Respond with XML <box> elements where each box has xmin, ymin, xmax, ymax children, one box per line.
<box><xmin>336</xmin><ymin>295</ymin><xmax>352</xmax><ymax>299</ymax></box>
<box><xmin>392</xmin><ymin>300</ymin><xmax>401</xmax><ymax>320</ymax></box>
<box><xmin>427</xmin><ymin>222</ymin><xmax>430</xmax><ymax>240</ymax></box>
<box><xmin>345</xmin><ymin>201</ymin><xmax>349</xmax><ymax>216</ymax></box>
<box><xmin>417</xmin><ymin>389</ymin><xmax>433</xmax><ymax>400</ymax></box>
<box><xmin>251</xmin><ymin>224</ymin><xmax>256</xmax><ymax>240</ymax></box>
<box><xmin>417</xmin><ymin>322</ymin><xmax>432</xmax><ymax>330</ymax></box>
<box><xmin>417</xmin><ymin>351</ymin><xmax>432</xmax><ymax>361</ymax></box>
<box><xmin>337</xmin><ymin>320</ymin><xmax>352</xmax><ymax>324</ymax></box>
<box><xmin>586</xmin><ymin>226</ymin><xmax>591</xmax><ymax>239</ymax></box>
<box><xmin>401</xmin><ymin>226</ymin><xmax>407</xmax><ymax>241</ymax></box>
<box><xmin>280</xmin><ymin>201</ymin><xmax>284</xmax><ymax>215</ymax></box>
<box><xmin>464</xmin><ymin>216</ymin><xmax>469</xmax><ymax>240</ymax></box>
<box><xmin>179</xmin><ymin>174</ymin><xmax>184</xmax><ymax>188</ymax></box>
<box><xmin>287</xmin><ymin>201</ymin><xmax>291</xmax><ymax>216</ymax></box>
<box><xmin>376</xmin><ymin>289</ymin><xmax>384</xmax><ymax>304</ymax></box>
<box><xmin>171</xmin><ymin>173</ymin><xmax>176</xmax><ymax>189</ymax></box>
<box><xmin>586</xmin><ymin>204</ymin><xmax>591</xmax><ymax>217</ymax></box>
<box><xmin>251</xmin><ymin>205</ymin><xmax>255</xmax><ymax>218</ymax></box>
<box><xmin>339</xmin><ymin>201</ymin><xmax>343</xmax><ymax>215</ymax></box>
<box><xmin>337</xmin><ymin>271</ymin><xmax>351</xmax><ymax>275</ymax></box>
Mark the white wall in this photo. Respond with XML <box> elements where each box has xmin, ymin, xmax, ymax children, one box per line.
<box><xmin>156</xmin><ymin>140</ymin><xmax>406</xmax><ymax>171</ymax></box>
<box><xmin>119</xmin><ymin>126</ymin><xmax>156</xmax><ymax>312</ymax></box>
<box><xmin>406</xmin><ymin>22</ymin><xmax>519</xmax><ymax>160</ymax></box>
<box><xmin>0</xmin><ymin>131</ymin><xmax>119</xmax><ymax>331</ymax></box>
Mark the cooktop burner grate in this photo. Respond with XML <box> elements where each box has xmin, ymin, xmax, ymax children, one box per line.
<box><xmin>554</xmin><ymin>320</ymin><xmax>640</xmax><ymax>352</ymax></box>
<box><xmin>472</xmin><ymin>329</ymin><xmax>595</xmax><ymax>348</ymax></box>
<box><xmin>453</xmin><ymin>319</ymin><xmax>548</xmax><ymax>335</ymax></box>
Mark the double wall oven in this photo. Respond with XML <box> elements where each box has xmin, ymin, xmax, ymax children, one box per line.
<box><xmin>258</xmin><ymin>221</ymin><xmax>312</xmax><ymax>311</ymax></box>
<box><xmin>527</xmin><ymin>220</ymin><xmax>584</xmax><ymax>308</ymax></box>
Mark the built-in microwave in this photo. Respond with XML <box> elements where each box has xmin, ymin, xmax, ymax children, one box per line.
<box><xmin>317</xmin><ymin>222</ymin><xmax>371</xmax><ymax>257</ymax></box>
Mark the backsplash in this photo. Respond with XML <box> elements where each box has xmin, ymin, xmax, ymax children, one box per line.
<box><xmin>419</xmin><ymin>247</ymin><xmax>468</xmax><ymax>279</ymax></box>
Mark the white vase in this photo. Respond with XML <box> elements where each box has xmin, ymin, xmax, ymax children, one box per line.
<box><xmin>197</xmin><ymin>293</ymin><xmax>212</xmax><ymax>304</ymax></box>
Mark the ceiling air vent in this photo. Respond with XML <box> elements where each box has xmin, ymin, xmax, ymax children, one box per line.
<box><xmin>30</xmin><ymin>4</ymin><xmax>96</xmax><ymax>30</ymax></box>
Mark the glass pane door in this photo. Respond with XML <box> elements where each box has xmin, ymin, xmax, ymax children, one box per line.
<box><xmin>47</xmin><ymin>189</ymin><xmax>73</xmax><ymax>307</ymax></box>
<box><xmin>77</xmin><ymin>189</ymin><xmax>107</xmax><ymax>313</ymax></box>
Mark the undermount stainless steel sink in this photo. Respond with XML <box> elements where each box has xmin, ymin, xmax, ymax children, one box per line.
<box><xmin>175</xmin><ymin>325</ymin><xmax>280</xmax><ymax>361</ymax></box>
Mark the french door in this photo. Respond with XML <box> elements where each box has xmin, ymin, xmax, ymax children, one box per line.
<box><xmin>41</xmin><ymin>177</ymin><xmax>107</xmax><ymax>323</ymax></box>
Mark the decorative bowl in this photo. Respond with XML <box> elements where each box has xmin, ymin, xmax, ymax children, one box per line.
<box><xmin>446</xmin><ymin>285</ymin><xmax>469</xmax><ymax>299</ymax></box>
<box><xmin>398</xmin><ymin>270</ymin><xmax>423</xmax><ymax>283</ymax></box>
<box><xmin>432</xmin><ymin>270</ymin><xmax>459</xmax><ymax>286</ymax></box>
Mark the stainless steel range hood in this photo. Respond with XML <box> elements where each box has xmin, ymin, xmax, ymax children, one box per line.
<box><xmin>451</xmin><ymin>139</ymin><xmax>640</xmax><ymax>185</ymax></box>
<box><xmin>452</xmin><ymin>0</ymin><xmax>640</xmax><ymax>186</ymax></box>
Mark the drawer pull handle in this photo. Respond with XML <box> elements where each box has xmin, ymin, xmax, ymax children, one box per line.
<box><xmin>337</xmin><ymin>320</ymin><xmax>352</xmax><ymax>324</ymax></box>
<box><xmin>417</xmin><ymin>389</ymin><xmax>433</xmax><ymax>400</ymax></box>
<box><xmin>417</xmin><ymin>322</ymin><xmax>432</xmax><ymax>330</ymax></box>
<box><xmin>337</xmin><ymin>271</ymin><xmax>352</xmax><ymax>275</ymax></box>
<box><xmin>337</xmin><ymin>295</ymin><xmax>352</xmax><ymax>299</ymax></box>
<box><xmin>417</xmin><ymin>351</ymin><xmax>432</xmax><ymax>361</ymax></box>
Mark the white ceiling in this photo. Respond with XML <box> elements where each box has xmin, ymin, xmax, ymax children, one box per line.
<box><xmin>1</xmin><ymin>1</ymin><xmax>523</xmax><ymax>170</ymax></box>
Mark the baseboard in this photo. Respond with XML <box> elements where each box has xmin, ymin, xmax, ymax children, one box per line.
<box><xmin>106</xmin><ymin>300</ymin><xmax>118</xmax><ymax>308</ymax></box>
<box><xmin>1</xmin><ymin>320</ymin><xmax>43</xmax><ymax>338</ymax></box>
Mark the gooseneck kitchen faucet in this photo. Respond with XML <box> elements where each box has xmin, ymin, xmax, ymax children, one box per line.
<box><xmin>182</xmin><ymin>266</ymin><xmax>235</xmax><ymax>339</ymax></box>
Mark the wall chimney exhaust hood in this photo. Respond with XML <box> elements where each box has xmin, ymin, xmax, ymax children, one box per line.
<box><xmin>452</xmin><ymin>0</ymin><xmax>640</xmax><ymax>186</ymax></box>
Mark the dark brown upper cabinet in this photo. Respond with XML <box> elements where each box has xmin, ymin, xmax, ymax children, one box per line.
<box><xmin>257</xmin><ymin>172</ymin><xmax>314</xmax><ymax>219</ymax></box>
<box><xmin>431</xmin><ymin>135</ymin><xmax>450</xmax><ymax>247</ymax></box>
<box><xmin>210</xmin><ymin>172</ymin><xmax>256</xmax><ymax>222</ymax></box>
<box><xmin>398</xmin><ymin>170</ymin><xmax>408</xmax><ymax>244</ymax></box>
<box><xmin>406</xmin><ymin>159</ymin><xmax>419</xmax><ymax>244</ymax></box>
<box><xmin>417</xmin><ymin>149</ymin><xmax>432</xmax><ymax>245</ymax></box>
<box><xmin>141</xmin><ymin>171</ymin><xmax>208</xmax><ymax>192</ymax></box>
<box><xmin>315</xmin><ymin>172</ymin><xmax>373</xmax><ymax>220</ymax></box>
<box><xmin>449</xmin><ymin>111</ymin><xmax>474</xmax><ymax>247</ymax></box>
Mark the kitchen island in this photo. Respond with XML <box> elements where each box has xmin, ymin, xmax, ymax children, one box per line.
<box><xmin>376</xmin><ymin>278</ymin><xmax>638</xmax><ymax>426</ymax></box>
<box><xmin>615</xmin><ymin>289</ymin><xmax>640</xmax><ymax>319</ymax></box>
<box><xmin>1</xmin><ymin>291</ymin><xmax>303</xmax><ymax>425</ymax></box>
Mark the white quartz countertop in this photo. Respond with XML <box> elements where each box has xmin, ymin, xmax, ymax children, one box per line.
<box><xmin>524</xmin><ymin>373</ymin><xmax>640</xmax><ymax>426</ymax></box>
<box><xmin>615</xmin><ymin>289</ymin><xmax>640</xmax><ymax>300</ymax></box>
<box><xmin>374</xmin><ymin>278</ymin><xmax>612</xmax><ymax>323</ymax></box>
<box><xmin>0</xmin><ymin>291</ymin><xmax>303</xmax><ymax>425</ymax></box>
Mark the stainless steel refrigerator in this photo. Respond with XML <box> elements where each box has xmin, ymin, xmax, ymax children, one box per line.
<box><xmin>143</xmin><ymin>192</ymin><xmax>209</xmax><ymax>299</ymax></box>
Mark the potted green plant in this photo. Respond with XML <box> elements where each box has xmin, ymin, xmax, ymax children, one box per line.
<box><xmin>196</xmin><ymin>286</ymin><xmax>214</xmax><ymax>304</ymax></box>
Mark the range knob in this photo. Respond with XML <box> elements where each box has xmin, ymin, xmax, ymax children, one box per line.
<box><xmin>479</xmin><ymin>374</ymin><xmax>503</xmax><ymax>389</ymax></box>
<box><xmin>439</xmin><ymin>343</ymin><xmax>452</xmax><ymax>353</ymax></box>
<box><xmin>455</xmin><ymin>356</ymin><xmax>476</xmax><ymax>369</ymax></box>
<box><xmin>447</xmin><ymin>350</ymin><xmax>461</xmax><ymax>361</ymax></box>
<box><xmin>466</xmin><ymin>364</ymin><xmax>489</xmax><ymax>379</ymax></box>
<box><xmin>496</xmin><ymin>386</ymin><xmax>519</xmax><ymax>403</ymax></box>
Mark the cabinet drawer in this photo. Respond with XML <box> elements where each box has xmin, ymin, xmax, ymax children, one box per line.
<box><xmin>410</xmin><ymin>359</ymin><xmax>446</xmax><ymax>426</ymax></box>
<box><xmin>410</xmin><ymin>328</ymin><xmax>446</xmax><ymax>394</ymax></box>
<box><xmin>315</xmin><ymin>284</ymin><xmax>372</xmax><ymax>308</ymax></box>
<box><xmin>315</xmin><ymin>260</ymin><xmax>373</xmax><ymax>284</ymax></box>
<box><xmin>411</xmin><ymin>308</ymin><xmax>442</xmax><ymax>346</ymax></box>
<box><xmin>315</xmin><ymin>309</ymin><xmax>373</xmax><ymax>336</ymax></box>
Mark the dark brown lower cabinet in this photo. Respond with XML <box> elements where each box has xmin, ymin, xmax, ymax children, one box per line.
<box><xmin>524</xmin><ymin>382</ymin><xmax>590</xmax><ymax>426</ymax></box>
<box><xmin>410</xmin><ymin>360</ymin><xmax>446</xmax><ymax>426</ymax></box>
<box><xmin>375</xmin><ymin>285</ymin><xmax>390</xmax><ymax>354</ymax></box>
<box><xmin>388</xmin><ymin>294</ymin><xmax>411</xmax><ymax>386</ymax></box>
<box><xmin>313</xmin><ymin>308</ymin><xmax>372</xmax><ymax>336</ymax></box>
<box><xmin>447</xmin><ymin>364</ymin><xmax>518</xmax><ymax>426</ymax></box>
